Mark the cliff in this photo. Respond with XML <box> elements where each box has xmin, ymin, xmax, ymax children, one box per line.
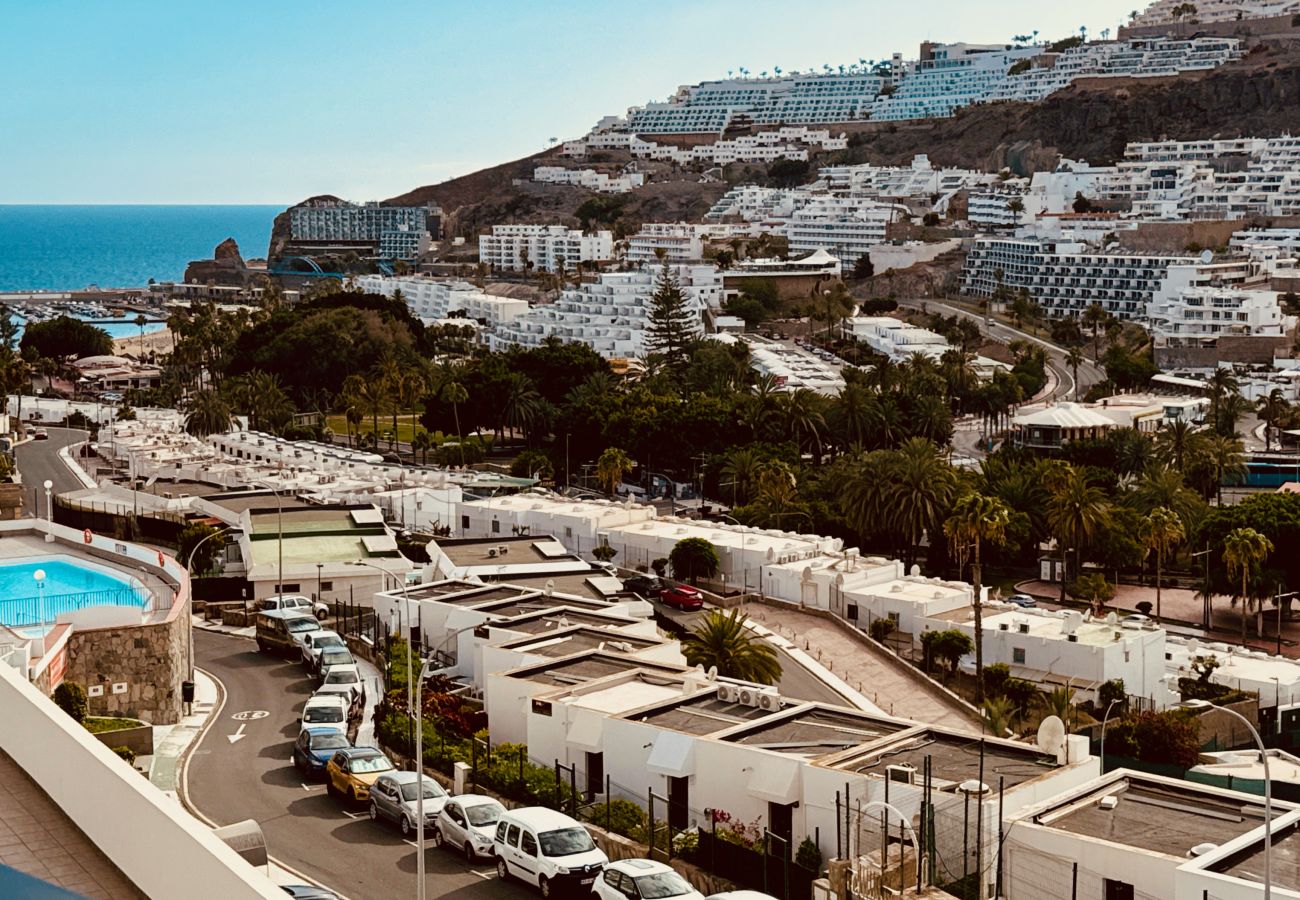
<box><xmin>182</xmin><ymin>238</ymin><xmax>253</xmax><ymax>287</ymax></box>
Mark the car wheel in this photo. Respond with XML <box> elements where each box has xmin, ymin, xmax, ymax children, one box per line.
<box><xmin>430</xmin><ymin>827</ymin><xmax>443</xmax><ymax>848</ymax></box>
<box><xmin>315</xmin><ymin>608</ymin><xmax>328</xmax><ymax>621</ymax></box>
<box><xmin>539</xmin><ymin>876</ymin><xmax>552</xmax><ymax>898</ymax></box>
<box><xmin>256</xmin><ymin>640</ymin><xmax>268</xmax><ymax>653</ymax></box>
<box><xmin>496</xmin><ymin>856</ymin><xmax>510</xmax><ymax>881</ymax></box>
<box><xmin>400</xmin><ymin>815</ymin><xmax>412</xmax><ymax>838</ymax></box>
<box><xmin>368</xmin><ymin>802</ymin><xmax>378</xmax><ymax>822</ymax></box>
<box><xmin>463</xmin><ymin>842</ymin><xmax>475</xmax><ymax>863</ymax></box>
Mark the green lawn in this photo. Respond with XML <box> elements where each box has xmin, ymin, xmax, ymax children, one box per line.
<box><xmin>83</xmin><ymin>716</ymin><xmax>145</xmax><ymax>734</ymax></box>
<box><xmin>326</xmin><ymin>413</ymin><xmax>433</xmax><ymax>445</ymax></box>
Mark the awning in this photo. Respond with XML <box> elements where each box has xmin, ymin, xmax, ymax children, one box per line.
<box><xmin>566</xmin><ymin>712</ymin><xmax>604</xmax><ymax>752</ymax></box>
<box><xmin>747</xmin><ymin>759</ymin><xmax>801</xmax><ymax>804</ymax></box>
<box><xmin>646</xmin><ymin>732</ymin><xmax>695</xmax><ymax>777</ymax></box>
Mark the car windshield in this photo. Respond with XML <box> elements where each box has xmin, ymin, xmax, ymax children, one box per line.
<box><xmin>349</xmin><ymin>755</ymin><xmax>392</xmax><ymax>774</ymax></box>
<box><xmin>316</xmin><ymin>635</ymin><xmax>345</xmax><ymax>649</ymax></box>
<box><xmin>304</xmin><ymin>706</ymin><xmax>344</xmax><ymax>723</ymax></box>
<box><xmin>400</xmin><ymin>780</ymin><xmax>447</xmax><ymax>801</ymax></box>
<box><xmin>325</xmin><ymin>670</ymin><xmax>359</xmax><ymax>685</ymax></box>
<box><xmin>320</xmin><ymin>651</ymin><xmax>353</xmax><ymax>665</ymax></box>
<box><xmin>538</xmin><ymin>826</ymin><xmax>595</xmax><ymax>857</ymax></box>
<box><xmin>287</xmin><ymin>618</ymin><xmax>320</xmax><ymax>633</ymax></box>
<box><xmin>310</xmin><ymin>732</ymin><xmax>349</xmax><ymax>750</ymax></box>
<box><xmin>634</xmin><ymin>872</ymin><xmax>693</xmax><ymax>898</ymax></box>
<box><xmin>466</xmin><ymin>802</ymin><xmax>504</xmax><ymax>826</ymax></box>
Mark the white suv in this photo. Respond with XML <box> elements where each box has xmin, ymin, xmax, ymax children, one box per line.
<box><xmin>261</xmin><ymin>593</ymin><xmax>329</xmax><ymax>621</ymax></box>
<box><xmin>594</xmin><ymin>859</ymin><xmax>704</xmax><ymax>900</ymax></box>
<box><xmin>494</xmin><ymin>807</ymin><xmax>607</xmax><ymax>896</ymax></box>
<box><xmin>434</xmin><ymin>794</ymin><xmax>506</xmax><ymax>862</ymax></box>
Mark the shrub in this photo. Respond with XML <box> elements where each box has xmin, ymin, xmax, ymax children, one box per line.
<box><xmin>984</xmin><ymin>663</ymin><xmax>1011</xmax><ymax>698</ymax></box>
<box><xmin>1105</xmin><ymin>710</ymin><xmax>1201</xmax><ymax>768</ymax></box>
<box><xmin>1099</xmin><ymin>679</ymin><xmax>1126</xmax><ymax>711</ymax></box>
<box><xmin>920</xmin><ymin>629</ymin><xmax>972</xmax><ymax>676</ymax></box>
<box><xmin>582</xmin><ymin>798</ymin><xmax>646</xmax><ymax>840</ymax></box>
<box><xmin>796</xmin><ymin>835</ymin><xmax>824</xmax><ymax>872</ymax></box>
<box><xmin>111</xmin><ymin>746</ymin><xmax>136</xmax><ymax>765</ymax></box>
<box><xmin>592</xmin><ymin>544</ymin><xmax>617</xmax><ymax>563</ymax></box>
<box><xmin>651</xmin><ymin>558</ymin><xmax>669</xmax><ymax>576</ymax></box>
<box><xmin>1003</xmin><ymin>677</ymin><xmax>1039</xmax><ymax>716</ymax></box>
<box><xmin>869</xmin><ymin>619</ymin><xmax>895</xmax><ymax>642</ymax></box>
<box><xmin>53</xmin><ymin>682</ymin><xmax>87</xmax><ymax>723</ymax></box>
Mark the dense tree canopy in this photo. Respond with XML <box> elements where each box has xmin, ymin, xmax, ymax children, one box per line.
<box><xmin>20</xmin><ymin>316</ymin><xmax>113</xmax><ymax>361</ymax></box>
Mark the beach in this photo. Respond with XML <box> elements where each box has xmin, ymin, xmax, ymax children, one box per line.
<box><xmin>113</xmin><ymin>326</ymin><xmax>174</xmax><ymax>358</ymax></box>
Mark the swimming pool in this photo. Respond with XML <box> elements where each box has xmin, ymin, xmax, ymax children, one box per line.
<box><xmin>0</xmin><ymin>556</ymin><xmax>148</xmax><ymax>628</ymax></box>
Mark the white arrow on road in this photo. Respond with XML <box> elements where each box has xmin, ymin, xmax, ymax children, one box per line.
<box><xmin>227</xmin><ymin>724</ymin><xmax>247</xmax><ymax>744</ymax></box>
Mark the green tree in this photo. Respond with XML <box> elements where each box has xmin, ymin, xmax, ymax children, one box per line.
<box><xmin>595</xmin><ymin>446</ymin><xmax>634</xmax><ymax>496</ymax></box>
<box><xmin>1081</xmin><ymin>303</ymin><xmax>1109</xmax><ymax>360</ymax></box>
<box><xmin>183</xmin><ymin>389</ymin><xmax>233</xmax><ymax>438</ymax></box>
<box><xmin>1046</xmin><ymin>466</ymin><xmax>1110</xmax><ymax>602</ymax></box>
<box><xmin>177</xmin><ymin>522</ymin><xmax>223</xmax><ymax>575</ymax></box>
<box><xmin>669</xmin><ymin>537</ymin><xmax>720</xmax><ymax>586</ymax></box>
<box><xmin>920</xmin><ymin>629</ymin><xmax>973</xmax><ymax>678</ymax></box>
<box><xmin>1222</xmin><ymin>526</ymin><xmax>1273</xmax><ymax>641</ymax></box>
<box><xmin>1141</xmin><ymin>506</ymin><xmax>1184</xmax><ymax>623</ymax></box>
<box><xmin>52</xmin><ymin>682</ymin><xmax>88</xmax><ymax>723</ymax></box>
<box><xmin>441</xmin><ymin>380</ymin><xmax>469</xmax><ymax>467</ymax></box>
<box><xmin>1257</xmin><ymin>388</ymin><xmax>1291</xmax><ymax>451</ymax></box>
<box><xmin>683</xmin><ymin>609</ymin><xmax>781</xmax><ymax>684</ymax></box>
<box><xmin>644</xmin><ymin>264</ymin><xmax>698</xmax><ymax>367</ymax></box>
<box><xmin>1067</xmin><ymin>573</ymin><xmax>1116</xmax><ymax>613</ymax></box>
<box><xmin>20</xmin><ymin>316</ymin><xmax>113</xmax><ymax>362</ymax></box>
<box><xmin>983</xmin><ymin>695</ymin><xmax>1015</xmax><ymax>736</ymax></box>
<box><xmin>944</xmin><ymin>492</ymin><xmax>1011</xmax><ymax>701</ymax></box>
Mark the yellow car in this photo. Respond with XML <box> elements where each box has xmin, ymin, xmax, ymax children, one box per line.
<box><xmin>325</xmin><ymin>747</ymin><xmax>395</xmax><ymax>803</ymax></box>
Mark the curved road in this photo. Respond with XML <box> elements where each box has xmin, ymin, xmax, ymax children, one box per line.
<box><xmin>14</xmin><ymin>425</ymin><xmax>89</xmax><ymax>516</ymax></box>
<box><xmin>185</xmin><ymin>629</ymin><xmax>533</xmax><ymax>900</ymax></box>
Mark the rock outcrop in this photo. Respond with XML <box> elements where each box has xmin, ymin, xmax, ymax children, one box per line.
<box><xmin>183</xmin><ymin>237</ymin><xmax>252</xmax><ymax>286</ymax></box>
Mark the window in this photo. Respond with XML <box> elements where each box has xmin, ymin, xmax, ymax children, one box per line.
<box><xmin>491</xmin><ymin>520</ymin><xmax>500</xmax><ymax>534</ymax></box>
<box><xmin>586</xmin><ymin>751</ymin><xmax>604</xmax><ymax>796</ymax></box>
<box><xmin>520</xmin><ymin>832</ymin><xmax>538</xmax><ymax>857</ymax></box>
<box><xmin>506</xmin><ymin>824</ymin><xmax>521</xmax><ymax>848</ymax></box>
<box><xmin>1012</xmin><ymin>648</ymin><xmax>1026</xmax><ymax>665</ymax></box>
<box><xmin>1104</xmin><ymin>879</ymin><xmax>1134</xmax><ymax>900</ymax></box>
<box><xmin>461</xmin><ymin>515</ymin><xmax>469</xmax><ymax>530</ymax></box>
<box><xmin>319</xmin><ymin>581</ymin><xmax>333</xmax><ymax>592</ymax></box>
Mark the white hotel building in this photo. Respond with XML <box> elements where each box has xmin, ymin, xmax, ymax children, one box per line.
<box><xmin>353</xmin><ymin>274</ymin><xmax>530</xmax><ymax>328</ymax></box>
<box><xmin>624</xmin><ymin>222</ymin><xmax>755</xmax><ymax>264</ymax></box>
<box><xmin>962</xmin><ymin>237</ymin><xmax>1195</xmax><ymax>319</ymax></box>
<box><xmin>781</xmin><ymin>196</ymin><xmax>900</xmax><ymax>267</ymax></box>
<box><xmin>532</xmin><ymin>167</ymin><xmax>645</xmax><ymax>194</ymax></box>
<box><xmin>478</xmin><ymin>225</ymin><xmax>613</xmax><ymax>273</ymax></box>
<box><xmin>870</xmin><ymin>42</ymin><xmax>1040</xmax><ymax>121</ymax></box>
<box><xmin>846</xmin><ymin>316</ymin><xmax>953</xmax><ymax>361</ymax></box>
<box><xmin>1146</xmin><ymin>259</ymin><xmax>1290</xmax><ymax>350</ymax></box>
<box><xmin>486</xmin><ymin>266</ymin><xmax>719</xmax><ymax>360</ymax></box>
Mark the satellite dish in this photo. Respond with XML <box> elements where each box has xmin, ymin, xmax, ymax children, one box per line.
<box><xmin>958</xmin><ymin>779</ymin><xmax>990</xmax><ymax>795</ymax></box>
<box><xmin>1036</xmin><ymin>715</ymin><xmax>1066</xmax><ymax>755</ymax></box>
<box><xmin>544</xmin><ymin>579</ymin><xmax>555</xmax><ymax>596</ymax></box>
<box><xmin>1105</xmin><ymin>612</ymin><xmax>1118</xmax><ymax>625</ymax></box>
<box><xmin>706</xmin><ymin>666</ymin><xmax>718</xmax><ymax>680</ymax></box>
<box><xmin>1200</xmin><ymin>249</ymin><xmax>1213</xmax><ymax>264</ymax></box>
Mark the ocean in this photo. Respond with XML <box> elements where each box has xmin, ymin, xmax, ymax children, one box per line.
<box><xmin>0</xmin><ymin>205</ymin><xmax>282</xmax><ymax>292</ymax></box>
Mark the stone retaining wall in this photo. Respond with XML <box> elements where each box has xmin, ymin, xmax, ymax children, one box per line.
<box><xmin>66</xmin><ymin>608</ymin><xmax>188</xmax><ymax>725</ymax></box>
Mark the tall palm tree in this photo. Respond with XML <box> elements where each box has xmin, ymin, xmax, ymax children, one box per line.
<box><xmin>1081</xmin><ymin>303</ymin><xmax>1108</xmax><ymax>359</ymax></box>
<box><xmin>1065</xmin><ymin>346</ymin><xmax>1084</xmax><ymax>399</ymax></box>
<box><xmin>1257</xmin><ymin>388</ymin><xmax>1291</xmax><ymax>451</ymax></box>
<box><xmin>1222</xmin><ymin>527</ymin><xmax>1273</xmax><ymax>641</ymax></box>
<box><xmin>378</xmin><ymin>354</ymin><xmax>405</xmax><ymax>449</ymax></box>
<box><xmin>1141</xmin><ymin>506</ymin><xmax>1184</xmax><ymax>624</ymax></box>
<box><xmin>441</xmin><ymin>381</ymin><xmax>469</xmax><ymax>467</ymax></box>
<box><xmin>501</xmin><ymin>373</ymin><xmax>542</xmax><ymax>447</ymax></box>
<box><xmin>683</xmin><ymin>609</ymin><xmax>781</xmax><ymax>684</ymax></box>
<box><xmin>741</xmin><ymin>373</ymin><xmax>783</xmax><ymax>441</ymax></box>
<box><xmin>1127</xmin><ymin>465</ymin><xmax>1204</xmax><ymax>533</ymax></box>
<box><xmin>183</xmin><ymin>389</ymin><xmax>233</xmax><ymax>437</ymax></box>
<box><xmin>720</xmin><ymin>447</ymin><xmax>763</xmax><ymax>507</ymax></box>
<box><xmin>1207</xmin><ymin>367</ymin><xmax>1239</xmax><ymax>436</ymax></box>
<box><xmin>342</xmin><ymin>373</ymin><xmax>384</xmax><ymax>446</ymax></box>
<box><xmin>944</xmin><ymin>492</ymin><xmax>1011</xmax><ymax>701</ymax></box>
<box><xmin>595</xmin><ymin>446</ymin><xmax>633</xmax><ymax>496</ymax></box>
<box><xmin>1154</xmin><ymin>420</ymin><xmax>1200</xmax><ymax>474</ymax></box>
<box><xmin>1045</xmin><ymin>466</ymin><xmax>1110</xmax><ymax>602</ymax></box>
<box><xmin>1193</xmin><ymin>433</ymin><xmax>1247</xmax><ymax>505</ymax></box>
<box><xmin>884</xmin><ymin>438</ymin><xmax>957</xmax><ymax>567</ymax></box>
<box><xmin>780</xmin><ymin>388</ymin><xmax>827</xmax><ymax>462</ymax></box>
<box><xmin>828</xmin><ymin>382</ymin><xmax>878</xmax><ymax>450</ymax></box>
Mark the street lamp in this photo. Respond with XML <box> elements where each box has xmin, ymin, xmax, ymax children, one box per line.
<box><xmin>1098</xmin><ymin>698</ymin><xmax>1122</xmax><ymax>772</ymax></box>
<box><xmin>350</xmin><ymin>559</ymin><xmax>424</xmax><ymax>899</ymax></box>
<box><xmin>185</xmin><ymin>527</ymin><xmax>229</xmax><ymax>682</ymax></box>
<box><xmin>254</xmin><ymin>481</ymin><xmax>285</xmax><ymax>608</ymax></box>
<box><xmin>42</xmin><ymin>479</ymin><xmax>52</xmax><ymax>522</ymax></box>
<box><xmin>33</xmin><ymin>569</ymin><xmax>46</xmax><ymax>628</ymax></box>
<box><xmin>1182</xmin><ymin>698</ymin><xmax>1272</xmax><ymax>898</ymax></box>
<box><xmin>317</xmin><ymin>562</ymin><xmax>324</xmax><ymax>604</ymax></box>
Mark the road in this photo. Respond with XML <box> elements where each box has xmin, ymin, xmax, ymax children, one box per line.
<box><xmin>185</xmin><ymin>629</ymin><xmax>533</xmax><ymax>900</ymax></box>
<box><xmin>14</xmin><ymin>426</ymin><xmax>88</xmax><ymax>516</ymax></box>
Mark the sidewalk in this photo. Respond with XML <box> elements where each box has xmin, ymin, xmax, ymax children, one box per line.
<box><xmin>744</xmin><ymin>604</ymin><xmax>980</xmax><ymax>730</ymax></box>
<box><xmin>146</xmin><ymin>669</ymin><xmax>218</xmax><ymax>801</ymax></box>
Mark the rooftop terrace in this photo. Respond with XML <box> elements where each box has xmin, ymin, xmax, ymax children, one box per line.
<box><xmin>828</xmin><ymin>731</ymin><xmax>1058</xmax><ymax>789</ymax></box>
<box><xmin>506</xmin><ymin>652</ymin><xmax>685</xmax><ymax>688</ymax></box>
<box><xmin>724</xmin><ymin>706</ymin><xmax>908</xmax><ymax>757</ymax></box>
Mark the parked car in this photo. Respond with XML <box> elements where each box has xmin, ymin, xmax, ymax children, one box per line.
<box><xmin>256</xmin><ymin>609</ymin><xmax>321</xmax><ymax>655</ymax></box>
<box><xmin>299</xmin><ymin>694</ymin><xmax>349</xmax><ymax>737</ymax></box>
<box><xmin>367</xmin><ymin>771</ymin><xmax>449</xmax><ymax>837</ymax></box>
<box><xmin>1121</xmin><ymin>613</ymin><xmax>1152</xmax><ymax>628</ymax></box>
<box><xmin>259</xmin><ymin>593</ymin><xmax>329</xmax><ymax>621</ymax></box>
<box><xmin>434</xmin><ymin>794</ymin><xmax>506</xmax><ymax>862</ymax></box>
<box><xmin>316</xmin><ymin>665</ymin><xmax>366</xmax><ymax>715</ymax></box>
<box><xmin>622</xmin><ymin>575</ymin><xmax>664</xmax><ymax>597</ymax></box>
<box><xmin>325</xmin><ymin>747</ymin><xmax>394</xmax><ymax>803</ymax></box>
<box><xmin>316</xmin><ymin>648</ymin><xmax>357</xmax><ymax>682</ymax></box>
<box><xmin>494</xmin><ymin>807</ymin><xmax>607</xmax><ymax>896</ymax></box>
<box><xmin>1007</xmin><ymin>594</ymin><xmax>1037</xmax><ymax>608</ymax></box>
<box><xmin>300</xmin><ymin>630</ymin><xmax>348</xmax><ymax>669</ymax></box>
<box><xmin>659</xmin><ymin>585</ymin><xmax>704</xmax><ymax>611</ymax></box>
<box><xmin>593</xmin><ymin>859</ymin><xmax>704</xmax><ymax>900</ymax></box>
<box><xmin>281</xmin><ymin>886</ymin><xmax>341</xmax><ymax>900</ymax></box>
<box><xmin>292</xmin><ymin>727</ymin><xmax>351</xmax><ymax>777</ymax></box>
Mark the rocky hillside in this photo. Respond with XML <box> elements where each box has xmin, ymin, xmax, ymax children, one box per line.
<box><xmin>273</xmin><ymin>45</ymin><xmax>1300</xmax><ymax>258</ymax></box>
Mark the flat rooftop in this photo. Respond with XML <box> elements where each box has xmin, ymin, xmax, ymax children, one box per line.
<box><xmin>830</xmin><ymin>731</ymin><xmax>1057</xmax><ymax>789</ymax></box>
<box><xmin>1210</xmin><ymin>818</ymin><xmax>1300</xmax><ymax>888</ymax></box>
<box><xmin>930</xmin><ymin>607</ymin><xmax>1139</xmax><ymax>647</ymax></box>
<box><xmin>507</xmin><ymin>653</ymin><xmax>684</xmax><ymax>688</ymax></box>
<box><xmin>207</xmin><ymin>493</ymin><xmax>314</xmax><ymax>514</ymax></box>
<box><xmin>0</xmin><ymin>749</ymin><xmax>145</xmax><ymax>897</ymax></box>
<box><xmin>499</xmin><ymin>627</ymin><xmax>660</xmax><ymax>658</ymax></box>
<box><xmin>475</xmin><ymin>594</ymin><xmax>609</xmax><ymax>618</ymax></box>
<box><xmin>489</xmin><ymin>573</ymin><xmax>619</xmax><ymax>601</ymax></box>
<box><xmin>401</xmin><ymin>580</ymin><xmax>500</xmax><ymax>601</ymax></box>
<box><xmin>725</xmin><ymin>707</ymin><xmax>908</xmax><ymax>757</ymax></box>
<box><xmin>1043</xmin><ymin>778</ymin><xmax>1271</xmax><ymax>859</ymax></box>
<box><xmin>500</xmin><ymin>609</ymin><xmax>634</xmax><ymax>635</ymax></box>
<box><xmin>438</xmin><ymin>536</ymin><xmax>575</xmax><ymax>567</ymax></box>
<box><xmin>631</xmin><ymin>693</ymin><xmax>774</xmax><ymax>736</ymax></box>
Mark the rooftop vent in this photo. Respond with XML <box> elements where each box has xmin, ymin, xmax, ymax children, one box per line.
<box><xmin>1099</xmin><ymin>795</ymin><xmax>1119</xmax><ymax>810</ymax></box>
<box><xmin>1188</xmin><ymin>843</ymin><xmax>1219</xmax><ymax>858</ymax></box>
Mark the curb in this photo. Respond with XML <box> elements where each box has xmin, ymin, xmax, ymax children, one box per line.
<box><xmin>58</xmin><ymin>440</ymin><xmax>98</xmax><ymax>489</ymax></box>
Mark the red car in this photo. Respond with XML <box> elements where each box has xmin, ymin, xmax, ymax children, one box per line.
<box><xmin>659</xmin><ymin>585</ymin><xmax>704</xmax><ymax>611</ymax></box>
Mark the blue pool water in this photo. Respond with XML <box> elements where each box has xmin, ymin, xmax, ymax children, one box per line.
<box><xmin>0</xmin><ymin>557</ymin><xmax>148</xmax><ymax>628</ymax></box>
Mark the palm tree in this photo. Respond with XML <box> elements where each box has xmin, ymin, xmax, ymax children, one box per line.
<box><xmin>378</xmin><ymin>354</ymin><xmax>405</xmax><ymax>449</ymax></box>
<box><xmin>411</xmin><ymin>428</ymin><xmax>433</xmax><ymax>466</ymax></box>
<box><xmin>982</xmin><ymin>695</ymin><xmax>1015</xmax><ymax>736</ymax></box>
<box><xmin>501</xmin><ymin>373</ymin><xmax>542</xmax><ymax>447</ymax></box>
<box><xmin>1045</xmin><ymin>466</ymin><xmax>1110</xmax><ymax>602</ymax></box>
<box><xmin>720</xmin><ymin>447</ymin><xmax>764</xmax><ymax>507</ymax></box>
<box><xmin>828</xmin><ymin>382</ymin><xmax>878</xmax><ymax>450</ymax></box>
<box><xmin>441</xmin><ymin>381</ymin><xmax>468</xmax><ymax>467</ymax></box>
<box><xmin>1154</xmin><ymin>420</ymin><xmax>1200</xmax><ymax>474</ymax></box>
<box><xmin>134</xmin><ymin>313</ymin><xmax>148</xmax><ymax>357</ymax></box>
<box><xmin>595</xmin><ymin>447</ymin><xmax>633</xmax><ymax>496</ymax></box>
<box><xmin>683</xmin><ymin>609</ymin><xmax>781</xmax><ymax>684</ymax></box>
<box><xmin>183</xmin><ymin>389</ymin><xmax>233</xmax><ymax>437</ymax></box>
<box><xmin>1207</xmin><ymin>367</ymin><xmax>1239</xmax><ymax>436</ymax></box>
<box><xmin>779</xmin><ymin>388</ymin><xmax>827</xmax><ymax>462</ymax></box>
<box><xmin>944</xmin><ymin>492</ymin><xmax>1011</xmax><ymax>701</ymax></box>
<box><xmin>1193</xmin><ymin>433</ymin><xmax>1247</xmax><ymax>505</ymax></box>
<box><xmin>344</xmin><ymin>405</ymin><xmax>362</xmax><ymax>448</ymax></box>
<box><xmin>885</xmin><ymin>438</ymin><xmax>957</xmax><ymax>567</ymax></box>
<box><xmin>1064</xmin><ymin>346</ymin><xmax>1084</xmax><ymax>399</ymax></box>
<box><xmin>342</xmin><ymin>373</ymin><xmax>384</xmax><ymax>447</ymax></box>
<box><xmin>1141</xmin><ymin>506</ymin><xmax>1184</xmax><ymax>624</ymax></box>
<box><xmin>1081</xmin><ymin>303</ymin><xmax>1108</xmax><ymax>359</ymax></box>
<box><xmin>1222</xmin><ymin>527</ymin><xmax>1274</xmax><ymax>641</ymax></box>
<box><xmin>1257</xmin><ymin>388</ymin><xmax>1290</xmax><ymax>451</ymax></box>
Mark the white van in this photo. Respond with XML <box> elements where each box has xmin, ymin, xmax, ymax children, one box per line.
<box><xmin>493</xmin><ymin>807</ymin><xmax>607</xmax><ymax>896</ymax></box>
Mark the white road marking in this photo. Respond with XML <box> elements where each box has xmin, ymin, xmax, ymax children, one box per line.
<box><xmin>230</xmin><ymin>709</ymin><xmax>269</xmax><ymax>720</ymax></box>
<box><xmin>471</xmin><ymin>869</ymin><xmax>495</xmax><ymax>880</ymax></box>
<box><xmin>301</xmin><ymin>783</ymin><xmax>315</xmax><ymax>791</ymax></box>
<box><xmin>227</xmin><ymin>723</ymin><xmax>247</xmax><ymax>744</ymax></box>
<box><xmin>340</xmin><ymin>810</ymin><xmax>360</xmax><ymax>819</ymax></box>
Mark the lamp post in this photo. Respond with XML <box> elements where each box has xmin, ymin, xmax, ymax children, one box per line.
<box><xmin>33</xmin><ymin>569</ymin><xmax>46</xmax><ymax>628</ymax></box>
<box><xmin>317</xmin><ymin>562</ymin><xmax>324</xmax><ymax>604</ymax></box>
<box><xmin>350</xmin><ymin>559</ymin><xmax>422</xmax><ymax>899</ymax></box>
<box><xmin>1098</xmin><ymin>698</ymin><xmax>1122</xmax><ymax>772</ymax></box>
<box><xmin>185</xmin><ymin>527</ymin><xmax>228</xmax><ymax>682</ymax></box>
<box><xmin>42</xmin><ymin>479</ymin><xmax>52</xmax><ymax>522</ymax></box>
<box><xmin>1182</xmin><ymin>699</ymin><xmax>1272</xmax><ymax>898</ymax></box>
<box><xmin>255</xmin><ymin>481</ymin><xmax>285</xmax><ymax>605</ymax></box>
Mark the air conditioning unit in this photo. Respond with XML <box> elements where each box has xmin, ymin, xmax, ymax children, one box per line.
<box><xmin>716</xmin><ymin>684</ymin><xmax>739</xmax><ymax>703</ymax></box>
<box><xmin>737</xmin><ymin>688</ymin><xmax>757</xmax><ymax>707</ymax></box>
<box><xmin>885</xmin><ymin>764</ymin><xmax>916</xmax><ymax>785</ymax></box>
<box><xmin>488</xmin><ymin>548</ymin><xmax>498</xmax><ymax>558</ymax></box>
<box><xmin>757</xmin><ymin>690</ymin><xmax>783</xmax><ymax>712</ymax></box>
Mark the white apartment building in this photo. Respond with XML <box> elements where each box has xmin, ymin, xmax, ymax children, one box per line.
<box><xmin>1230</xmin><ymin>227</ymin><xmax>1300</xmax><ymax>258</ymax></box>
<box><xmin>486</xmin><ymin>266</ymin><xmax>720</xmax><ymax>359</ymax></box>
<box><xmin>1147</xmin><ymin>260</ymin><xmax>1288</xmax><ymax>350</ymax></box>
<box><xmin>962</xmin><ymin>237</ymin><xmax>1195</xmax><ymax>319</ymax></box>
<box><xmin>712</xmin><ymin>333</ymin><xmax>846</xmax><ymax>395</ymax></box>
<box><xmin>1131</xmin><ymin>0</ymin><xmax>1300</xmax><ymax>25</ymax></box>
<box><xmin>967</xmin><ymin>186</ymin><xmax>1035</xmax><ymax>229</ymax></box>
<box><xmin>569</xmin><ymin>127</ymin><xmax>848</xmax><ymax>167</ymax></box>
<box><xmin>781</xmin><ymin>196</ymin><xmax>900</xmax><ymax>266</ymax></box>
<box><xmin>478</xmin><ymin>225</ymin><xmax>613</xmax><ymax>273</ymax></box>
<box><xmin>353</xmin><ymin>274</ymin><xmax>530</xmax><ymax>328</ymax></box>
<box><xmin>625</xmin><ymin>222</ymin><xmax>755</xmax><ymax>264</ymax></box>
<box><xmin>871</xmin><ymin>42</ymin><xmax>1041</xmax><ymax>121</ymax></box>
<box><xmin>287</xmin><ymin>200</ymin><xmax>440</xmax><ymax>260</ymax></box>
<box><xmin>819</xmin><ymin>154</ymin><xmax>999</xmax><ymax>213</ymax></box>
<box><xmin>846</xmin><ymin>315</ymin><xmax>953</xmax><ymax>361</ymax></box>
<box><xmin>532</xmin><ymin>166</ymin><xmax>645</xmax><ymax>194</ymax></box>
<box><xmin>705</xmin><ymin>184</ymin><xmax>814</xmax><ymax>222</ymax></box>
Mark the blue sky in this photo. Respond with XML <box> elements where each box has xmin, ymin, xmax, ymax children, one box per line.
<box><xmin>1</xmin><ymin>1</ymin><xmax>1143</xmax><ymax>204</ymax></box>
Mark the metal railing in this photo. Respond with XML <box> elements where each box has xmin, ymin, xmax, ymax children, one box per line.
<box><xmin>0</xmin><ymin>586</ymin><xmax>150</xmax><ymax>628</ymax></box>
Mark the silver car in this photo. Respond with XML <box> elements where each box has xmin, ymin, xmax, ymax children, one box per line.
<box><xmin>368</xmin><ymin>772</ymin><xmax>448</xmax><ymax>837</ymax></box>
<box><xmin>301</xmin><ymin>630</ymin><xmax>348</xmax><ymax>669</ymax></box>
<box><xmin>434</xmin><ymin>794</ymin><xmax>506</xmax><ymax>862</ymax></box>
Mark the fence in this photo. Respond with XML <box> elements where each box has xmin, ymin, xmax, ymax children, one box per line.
<box><xmin>0</xmin><ymin>585</ymin><xmax>151</xmax><ymax>628</ymax></box>
<box><xmin>52</xmin><ymin>495</ymin><xmax>188</xmax><ymax>548</ymax></box>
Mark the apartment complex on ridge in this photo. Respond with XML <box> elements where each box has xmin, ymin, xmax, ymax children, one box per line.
<box><xmin>478</xmin><ymin>224</ymin><xmax>614</xmax><ymax>273</ymax></box>
<box><xmin>286</xmin><ymin>199</ymin><xmax>441</xmax><ymax>261</ymax></box>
